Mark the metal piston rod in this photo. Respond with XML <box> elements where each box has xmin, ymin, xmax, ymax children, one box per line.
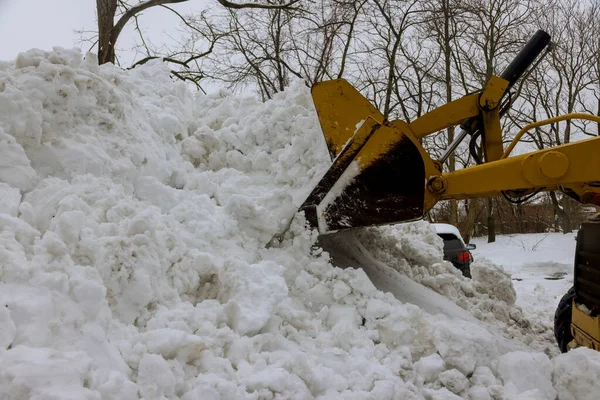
<box><xmin>440</xmin><ymin>128</ymin><xmax>469</xmax><ymax>164</ymax></box>
<box><xmin>438</xmin><ymin>30</ymin><xmax>551</xmax><ymax>166</ymax></box>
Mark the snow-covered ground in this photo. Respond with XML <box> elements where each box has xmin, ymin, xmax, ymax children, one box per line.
<box><xmin>471</xmin><ymin>233</ymin><xmax>575</xmax><ymax>323</ymax></box>
<box><xmin>1</xmin><ymin>47</ymin><xmax>599</xmax><ymax>399</ymax></box>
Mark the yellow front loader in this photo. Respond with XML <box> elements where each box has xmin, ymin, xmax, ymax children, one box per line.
<box><xmin>276</xmin><ymin>30</ymin><xmax>600</xmax><ymax>353</ymax></box>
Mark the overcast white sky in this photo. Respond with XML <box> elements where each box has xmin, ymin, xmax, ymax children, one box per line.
<box><xmin>0</xmin><ymin>0</ymin><xmax>209</xmax><ymax>64</ymax></box>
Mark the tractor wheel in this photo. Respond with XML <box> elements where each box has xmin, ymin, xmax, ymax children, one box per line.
<box><xmin>554</xmin><ymin>286</ymin><xmax>575</xmax><ymax>353</ymax></box>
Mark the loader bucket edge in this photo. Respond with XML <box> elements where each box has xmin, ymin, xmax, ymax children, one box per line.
<box><xmin>311</xmin><ymin>79</ymin><xmax>385</xmax><ymax>160</ymax></box>
<box><xmin>301</xmin><ymin>119</ymin><xmax>426</xmax><ymax>234</ymax></box>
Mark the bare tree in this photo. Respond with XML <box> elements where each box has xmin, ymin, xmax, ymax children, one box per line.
<box><xmin>422</xmin><ymin>0</ymin><xmax>467</xmax><ymax>228</ymax></box>
<box><xmin>289</xmin><ymin>0</ymin><xmax>367</xmax><ymax>85</ymax></box>
<box><xmin>201</xmin><ymin>0</ymin><xmax>363</xmax><ymax>99</ymax></box>
<box><xmin>359</xmin><ymin>0</ymin><xmax>424</xmax><ymax>119</ymax></box>
<box><xmin>95</xmin><ymin>0</ymin><xmax>302</xmax><ymax>65</ymax></box>
<box><xmin>336</xmin><ymin>0</ymin><xmax>368</xmax><ymax>79</ymax></box>
<box><xmin>452</xmin><ymin>0</ymin><xmax>535</xmax><ymax>241</ymax></box>
<box><xmin>511</xmin><ymin>0</ymin><xmax>600</xmax><ymax>232</ymax></box>
<box><xmin>202</xmin><ymin>6</ymin><xmax>299</xmax><ymax>100</ymax></box>
<box><xmin>588</xmin><ymin>0</ymin><xmax>600</xmax><ymax>134</ymax></box>
<box><xmin>128</xmin><ymin>10</ymin><xmax>226</xmax><ymax>92</ymax></box>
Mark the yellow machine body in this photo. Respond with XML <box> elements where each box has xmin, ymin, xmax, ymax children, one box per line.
<box><xmin>563</xmin><ymin>217</ymin><xmax>600</xmax><ymax>352</ymax></box>
<box><xmin>570</xmin><ymin>304</ymin><xmax>600</xmax><ymax>351</ymax></box>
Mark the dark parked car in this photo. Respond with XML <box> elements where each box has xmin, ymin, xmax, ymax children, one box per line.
<box><xmin>433</xmin><ymin>223</ymin><xmax>476</xmax><ymax>278</ymax></box>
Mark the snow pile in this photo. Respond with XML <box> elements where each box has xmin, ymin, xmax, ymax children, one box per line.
<box><xmin>553</xmin><ymin>347</ymin><xmax>600</xmax><ymax>400</ymax></box>
<box><xmin>338</xmin><ymin>217</ymin><xmax>560</xmax><ymax>355</ymax></box>
<box><xmin>471</xmin><ymin>233</ymin><xmax>575</xmax><ymax>308</ymax></box>
<box><xmin>471</xmin><ymin>233</ymin><xmax>576</xmax><ymax>347</ymax></box>
<box><xmin>0</xmin><ymin>47</ymin><xmax>598</xmax><ymax>399</ymax></box>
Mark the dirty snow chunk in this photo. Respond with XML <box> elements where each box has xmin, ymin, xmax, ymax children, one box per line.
<box><xmin>327</xmin><ymin>304</ymin><xmax>360</xmax><ymax>329</ymax></box>
<box><xmin>471</xmin><ymin>261</ymin><xmax>517</xmax><ymax>306</ymax></box>
<box><xmin>347</xmin><ymin>268</ymin><xmax>377</xmax><ymax>295</ymax></box>
<box><xmin>414</xmin><ymin>353</ymin><xmax>445</xmax><ymax>383</ymax></box>
<box><xmin>422</xmin><ymin>387</ymin><xmax>463</xmax><ymax>400</ymax></box>
<box><xmin>52</xmin><ymin>210</ymin><xmax>85</xmax><ymax>245</ymax></box>
<box><xmin>0</xmin><ymin>284</ymin><xmax>57</xmax><ymax>347</ymax></box>
<box><xmin>366</xmin><ymin>298</ymin><xmax>391</xmax><ymax>319</ymax></box>
<box><xmin>508</xmin><ymin>389</ymin><xmax>553</xmax><ymax>400</ymax></box>
<box><xmin>137</xmin><ymin>353</ymin><xmax>176</xmax><ymax>398</ymax></box>
<box><xmin>467</xmin><ymin>386</ymin><xmax>493</xmax><ymax>400</ymax></box>
<box><xmin>438</xmin><ymin>369</ymin><xmax>469</xmax><ymax>394</ymax></box>
<box><xmin>553</xmin><ymin>347</ymin><xmax>600</xmax><ymax>400</ymax></box>
<box><xmin>294</xmin><ymin>270</ymin><xmax>317</xmax><ymax>292</ymax></box>
<box><xmin>0</xmin><ymin>346</ymin><xmax>98</xmax><ymax>400</ymax></box>
<box><xmin>139</xmin><ymin>328</ymin><xmax>206</xmax><ymax>362</ymax></box>
<box><xmin>92</xmin><ymin>370</ymin><xmax>139</xmax><ymax>400</ymax></box>
<box><xmin>575</xmin><ymin>302</ymin><xmax>592</xmax><ymax>315</ymax></box>
<box><xmin>396</xmin><ymin>220</ymin><xmax>445</xmax><ymax>264</ymax></box>
<box><xmin>497</xmin><ymin>351</ymin><xmax>556</xmax><ymax>400</ymax></box>
<box><xmin>432</xmin><ymin>318</ymin><xmax>517</xmax><ymax>376</ymax></box>
<box><xmin>223</xmin><ymin>260</ymin><xmax>288</xmax><ymax>335</ymax></box>
<box><xmin>225</xmin><ymin>193</ymin><xmax>276</xmax><ymax>241</ymax></box>
<box><xmin>0</xmin><ymin>129</ymin><xmax>37</xmax><ymax>191</ymax></box>
<box><xmin>0</xmin><ymin>183</ymin><xmax>20</xmax><ymax>217</ymax></box>
<box><xmin>470</xmin><ymin>366</ymin><xmax>499</xmax><ymax>387</ymax></box>
<box><xmin>401</xmin><ymin>236</ymin><xmax>443</xmax><ymax>267</ymax></box>
<box><xmin>332</xmin><ymin>280</ymin><xmax>352</xmax><ymax>300</ymax></box>
<box><xmin>133</xmin><ymin>175</ymin><xmax>181</xmax><ymax>212</ymax></box>
<box><xmin>0</xmin><ymin>306</ymin><xmax>16</xmax><ymax>349</ymax></box>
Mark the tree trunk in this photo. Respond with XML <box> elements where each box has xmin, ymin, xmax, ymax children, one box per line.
<box><xmin>442</xmin><ymin>0</ymin><xmax>458</xmax><ymax>227</ymax></box>
<box><xmin>550</xmin><ymin>191</ymin><xmax>572</xmax><ymax>233</ymax></box>
<box><xmin>449</xmin><ymin>199</ymin><xmax>458</xmax><ymax>226</ymax></box>
<box><xmin>563</xmin><ymin>196</ymin><xmax>573</xmax><ymax>234</ymax></box>
<box><xmin>383</xmin><ymin>35</ymin><xmax>402</xmax><ymax>119</ymax></box>
<box><xmin>517</xmin><ymin>203</ymin><xmax>524</xmax><ymax>232</ymax></box>
<box><xmin>487</xmin><ymin>197</ymin><xmax>496</xmax><ymax>243</ymax></box>
<box><xmin>97</xmin><ymin>0</ymin><xmax>117</xmax><ymax>64</ymax></box>
<box><xmin>597</xmin><ymin>86</ymin><xmax>600</xmax><ymax>134</ymax></box>
<box><xmin>462</xmin><ymin>199</ymin><xmax>479</xmax><ymax>244</ymax></box>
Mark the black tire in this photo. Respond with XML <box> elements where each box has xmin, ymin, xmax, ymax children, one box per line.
<box><xmin>554</xmin><ymin>286</ymin><xmax>575</xmax><ymax>353</ymax></box>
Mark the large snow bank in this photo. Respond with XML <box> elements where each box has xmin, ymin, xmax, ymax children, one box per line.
<box><xmin>347</xmin><ymin>223</ymin><xmax>564</xmax><ymax>355</ymax></box>
<box><xmin>0</xmin><ymin>47</ymin><xmax>597</xmax><ymax>399</ymax></box>
<box><xmin>471</xmin><ymin>233</ymin><xmax>576</xmax><ymax>346</ymax></box>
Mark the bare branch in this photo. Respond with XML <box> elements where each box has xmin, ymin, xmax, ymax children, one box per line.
<box><xmin>112</xmin><ymin>0</ymin><xmax>189</xmax><ymax>54</ymax></box>
<box><xmin>216</xmin><ymin>0</ymin><xmax>301</xmax><ymax>10</ymax></box>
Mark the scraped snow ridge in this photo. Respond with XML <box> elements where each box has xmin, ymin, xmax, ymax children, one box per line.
<box><xmin>349</xmin><ymin>224</ymin><xmax>562</xmax><ymax>354</ymax></box>
<box><xmin>0</xmin><ymin>47</ymin><xmax>598</xmax><ymax>399</ymax></box>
